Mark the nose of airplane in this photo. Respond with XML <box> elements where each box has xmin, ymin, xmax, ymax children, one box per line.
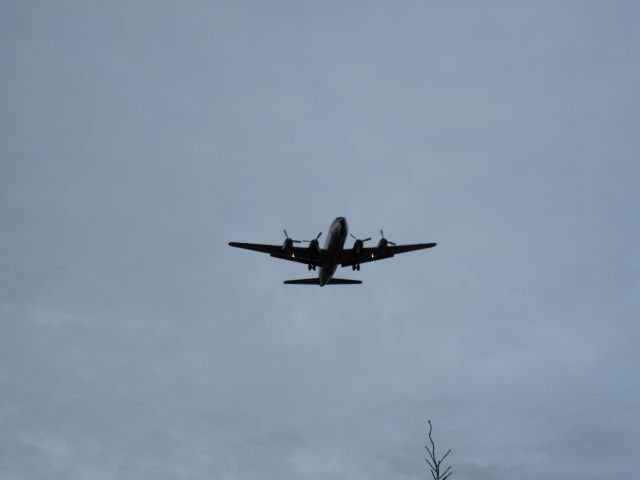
<box><xmin>332</xmin><ymin>217</ymin><xmax>348</xmax><ymax>237</ymax></box>
<box><xmin>340</xmin><ymin>217</ymin><xmax>348</xmax><ymax>232</ymax></box>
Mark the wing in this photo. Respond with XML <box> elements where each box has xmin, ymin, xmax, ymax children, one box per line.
<box><xmin>228</xmin><ymin>242</ymin><xmax>323</xmax><ymax>267</ymax></box>
<box><xmin>339</xmin><ymin>242</ymin><xmax>436</xmax><ymax>268</ymax></box>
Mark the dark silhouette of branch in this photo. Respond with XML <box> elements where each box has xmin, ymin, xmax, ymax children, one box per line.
<box><xmin>425</xmin><ymin>420</ymin><xmax>452</xmax><ymax>480</ymax></box>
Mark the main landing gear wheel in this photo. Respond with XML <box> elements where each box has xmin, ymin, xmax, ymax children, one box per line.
<box><xmin>352</xmin><ymin>264</ymin><xmax>360</xmax><ymax>271</ymax></box>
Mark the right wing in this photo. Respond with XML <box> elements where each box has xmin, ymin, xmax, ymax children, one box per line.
<box><xmin>339</xmin><ymin>242</ymin><xmax>437</xmax><ymax>267</ymax></box>
<box><xmin>228</xmin><ymin>242</ymin><xmax>323</xmax><ymax>267</ymax></box>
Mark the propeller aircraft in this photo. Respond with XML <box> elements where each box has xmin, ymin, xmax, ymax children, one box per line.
<box><xmin>229</xmin><ymin>217</ymin><xmax>436</xmax><ymax>286</ymax></box>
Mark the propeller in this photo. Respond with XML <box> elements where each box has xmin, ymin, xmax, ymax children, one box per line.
<box><xmin>350</xmin><ymin>233</ymin><xmax>372</xmax><ymax>243</ymax></box>
<box><xmin>283</xmin><ymin>230</ymin><xmax>302</xmax><ymax>244</ymax></box>
<box><xmin>303</xmin><ymin>232</ymin><xmax>323</xmax><ymax>243</ymax></box>
<box><xmin>379</xmin><ymin>229</ymin><xmax>396</xmax><ymax>246</ymax></box>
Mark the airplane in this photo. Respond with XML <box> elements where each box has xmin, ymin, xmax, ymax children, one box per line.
<box><xmin>228</xmin><ymin>217</ymin><xmax>436</xmax><ymax>286</ymax></box>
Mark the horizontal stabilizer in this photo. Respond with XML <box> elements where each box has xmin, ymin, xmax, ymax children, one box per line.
<box><xmin>284</xmin><ymin>278</ymin><xmax>362</xmax><ymax>285</ymax></box>
<box><xmin>327</xmin><ymin>278</ymin><xmax>362</xmax><ymax>284</ymax></box>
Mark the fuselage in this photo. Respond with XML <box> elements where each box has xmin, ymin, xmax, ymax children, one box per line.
<box><xmin>318</xmin><ymin>217</ymin><xmax>348</xmax><ymax>286</ymax></box>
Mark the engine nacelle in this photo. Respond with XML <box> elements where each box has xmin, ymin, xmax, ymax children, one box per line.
<box><xmin>352</xmin><ymin>239</ymin><xmax>364</xmax><ymax>254</ymax></box>
<box><xmin>282</xmin><ymin>238</ymin><xmax>294</xmax><ymax>253</ymax></box>
<box><xmin>377</xmin><ymin>230</ymin><xmax>395</xmax><ymax>252</ymax></box>
<box><xmin>303</xmin><ymin>232</ymin><xmax>322</xmax><ymax>255</ymax></box>
<box><xmin>281</xmin><ymin>230</ymin><xmax>301</xmax><ymax>254</ymax></box>
<box><xmin>307</xmin><ymin>239</ymin><xmax>321</xmax><ymax>255</ymax></box>
<box><xmin>350</xmin><ymin>234</ymin><xmax>371</xmax><ymax>255</ymax></box>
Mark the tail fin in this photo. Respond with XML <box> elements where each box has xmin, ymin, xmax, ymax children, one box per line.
<box><xmin>284</xmin><ymin>278</ymin><xmax>362</xmax><ymax>285</ymax></box>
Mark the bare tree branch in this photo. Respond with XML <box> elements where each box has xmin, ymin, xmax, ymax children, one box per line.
<box><xmin>441</xmin><ymin>449</ymin><xmax>451</xmax><ymax>463</ymax></box>
<box><xmin>425</xmin><ymin>419</ymin><xmax>453</xmax><ymax>480</ymax></box>
<box><xmin>427</xmin><ymin>420</ymin><xmax>436</xmax><ymax>458</ymax></box>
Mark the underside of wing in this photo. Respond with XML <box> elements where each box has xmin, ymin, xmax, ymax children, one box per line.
<box><xmin>229</xmin><ymin>242</ymin><xmax>322</xmax><ymax>267</ymax></box>
<box><xmin>228</xmin><ymin>242</ymin><xmax>282</xmax><ymax>254</ymax></box>
<box><xmin>340</xmin><ymin>242</ymin><xmax>436</xmax><ymax>268</ymax></box>
<box><xmin>340</xmin><ymin>249</ymin><xmax>394</xmax><ymax>267</ymax></box>
<box><xmin>270</xmin><ymin>252</ymin><xmax>322</xmax><ymax>267</ymax></box>
<box><xmin>388</xmin><ymin>242</ymin><xmax>437</xmax><ymax>254</ymax></box>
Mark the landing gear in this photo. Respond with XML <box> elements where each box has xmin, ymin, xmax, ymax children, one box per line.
<box><xmin>308</xmin><ymin>264</ymin><xmax>316</xmax><ymax>271</ymax></box>
<box><xmin>352</xmin><ymin>264</ymin><xmax>360</xmax><ymax>271</ymax></box>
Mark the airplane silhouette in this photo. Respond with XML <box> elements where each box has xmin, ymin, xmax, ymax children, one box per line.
<box><xmin>229</xmin><ymin>217</ymin><xmax>436</xmax><ymax>286</ymax></box>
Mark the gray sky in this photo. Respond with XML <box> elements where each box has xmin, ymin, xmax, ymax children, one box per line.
<box><xmin>1</xmin><ymin>2</ymin><xmax>639</xmax><ymax>479</ymax></box>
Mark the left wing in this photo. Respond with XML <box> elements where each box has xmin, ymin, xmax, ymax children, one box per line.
<box><xmin>228</xmin><ymin>242</ymin><xmax>323</xmax><ymax>267</ymax></box>
<box><xmin>339</xmin><ymin>243</ymin><xmax>436</xmax><ymax>268</ymax></box>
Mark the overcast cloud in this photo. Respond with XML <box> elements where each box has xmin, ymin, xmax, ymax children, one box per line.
<box><xmin>1</xmin><ymin>2</ymin><xmax>639</xmax><ymax>479</ymax></box>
